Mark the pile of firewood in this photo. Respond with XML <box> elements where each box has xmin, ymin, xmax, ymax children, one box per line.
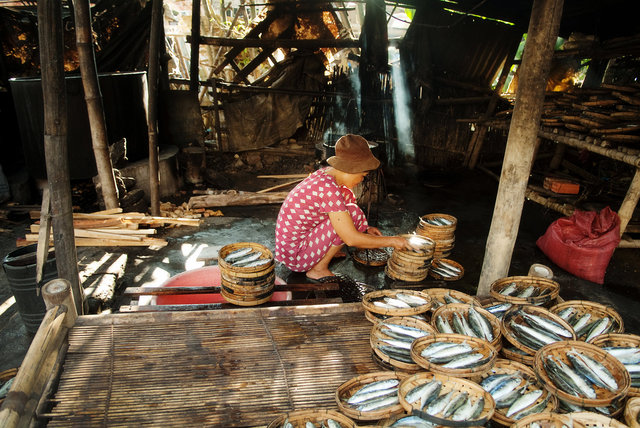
<box><xmin>19</xmin><ymin>208</ymin><xmax>203</xmax><ymax>247</ymax></box>
<box><xmin>495</xmin><ymin>83</ymin><xmax>640</xmax><ymax>148</ymax></box>
<box><xmin>159</xmin><ymin>201</ymin><xmax>223</xmax><ymax>219</ymax></box>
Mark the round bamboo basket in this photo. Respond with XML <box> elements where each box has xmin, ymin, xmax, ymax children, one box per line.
<box><xmin>416</xmin><ymin>213</ymin><xmax>457</xmax><ymax>240</ymax></box>
<box><xmin>362</xmin><ymin>290</ymin><xmax>432</xmax><ymax>317</ymax></box>
<box><xmin>591</xmin><ymin>333</ymin><xmax>640</xmax><ymax>397</ymax></box>
<box><xmin>423</xmin><ymin>288</ymin><xmax>481</xmax><ymax>312</ymax></box>
<box><xmin>533</xmin><ymin>341</ymin><xmax>630</xmax><ymax>408</ymax></box>
<box><xmin>384</xmin><ymin>262</ymin><xmax>429</xmax><ymax>282</ymax></box>
<box><xmin>335</xmin><ymin>371</ymin><xmax>407</xmax><ymax>421</ymax></box>
<box><xmin>557</xmin><ymin>397</ymin><xmax>624</xmax><ymax>419</ymax></box>
<box><xmin>431</xmin><ymin>303</ymin><xmax>502</xmax><ymax>351</ymax></box>
<box><xmin>218</xmin><ymin>242</ymin><xmax>275</xmax><ymax>306</ymax></box>
<box><xmin>267</xmin><ymin>409</ymin><xmax>356</xmax><ymax>428</ymax></box>
<box><xmin>549</xmin><ymin>300</ymin><xmax>624</xmax><ymax>342</ymax></box>
<box><xmin>0</xmin><ymin>367</ymin><xmax>18</xmax><ymax>407</ymax></box>
<box><xmin>370</xmin><ymin>316</ymin><xmax>436</xmax><ymax>372</ymax></box>
<box><xmin>500</xmin><ymin>342</ymin><xmax>535</xmax><ymax>366</ymax></box>
<box><xmin>473</xmin><ymin>358</ymin><xmax>557</xmax><ymax>426</ymax></box>
<box><xmin>625</xmin><ymin>396</ymin><xmax>640</xmax><ymax>428</ymax></box>
<box><xmin>566</xmin><ymin>411</ymin><xmax>629</xmax><ymax>428</ymax></box>
<box><xmin>429</xmin><ymin>258</ymin><xmax>464</xmax><ymax>281</ymax></box>
<box><xmin>385</xmin><ymin>235</ymin><xmax>435</xmax><ymax>282</ymax></box>
<box><xmin>501</xmin><ymin>305</ymin><xmax>576</xmax><ymax>356</ymax></box>
<box><xmin>490</xmin><ymin>276</ymin><xmax>560</xmax><ymax>307</ymax></box>
<box><xmin>510</xmin><ymin>412</ymin><xmax>588</xmax><ymax>427</ymax></box>
<box><xmin>411</xmin><ymin>333</ymin><xmax>497</xmax><ymax>378</ymax></box>
<box><xmin>352</xmin><ymin>248</ymin><xmax>389</xmax><ymax>267</ymax></box>
<box><xmin>397</xmin><ymin>371</ymin><xmax>495</xmax><ymax>425</ymax></box>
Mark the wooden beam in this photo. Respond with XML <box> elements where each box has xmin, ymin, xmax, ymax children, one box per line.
<box><xmin>189</xmin><ymin>0</ymin><xmax>201</xmax><ymax>92</ymax></box>
<box><xmin>256</xmin><ymin>179</ymin><xmax>302</xmax><ymax>194</ymax></box>
<box><xmin>477</xmin><ymin>0</ymin><xmax>564</xmax><ymax>297</ymax></box>
<box><xmin>120</xmin><ymin>298</ymin><xmax>344</xmax><ymax>312</ymax></box>
<box><xmin>618</xmin><ymin>168</ymin><xmax>640</xmax><ymax>236</ymax></box>
<box><xmin>147</xmin><ymin>0</ymin><xmax>164</xmax><ymax>216</ymax></box>
<box><xmin>188</xmin><ymin>191</ymin><xmax>289</xmax><ymax>209</ymax></box>
<box><xmin>122</xmin><ymin>283</ymin><xmax>339</xmax><ymax>297</ymax></box>
<box><xmin>194</xmin><ymin>36</ymin><xmax>360</xmax><ymax>49</ymax></box>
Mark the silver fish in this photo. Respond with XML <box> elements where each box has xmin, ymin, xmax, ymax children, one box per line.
<box><xmin>481</xmin><ymin>373</ymin><xmax>514</xmax><ymax>392</ymax></box>
<box><xmin>234</xmin><ymin>257</ymin><xmax>271</xmax><ymax>268</ymax></box>
<box><xmin>390</xmin><ymin>415</ymin><xmax>435</xmax><ymax>427</ymax></box>
<box><xmin>557</xmin><ymin>307</ymin><xmax>576</xmax><ymax>320</ymax></box>
<box><xmin>382</xmin><ymin>322</ymin><xmax>431</xmax><ymax>339</ymax></box>
<box><xmin>426</xmin><ymin>390</ymin><xmax>455</xmax><ymax>415</ymax></box>
<box><xmin>516</xmin><ymin>286</ymin><xmax>536</xmax><ymax>298</ymax></box>
<box><xmin>521</xmin><ymin>311</ymin><xmax>573</xmax><ymax>338</ymax></box>
<box><xmin>438</xmin><ymin>260</ymin><xmax>461</xmax><ymax>273</ymax></box>
<box><xmin>442</xmin><ymin>392</ymin><xmax>468</xmax><ymax>418</ymax></box>
<box><xmin>571</xmin><ymin>313</ymin><xmax>592</xmax><ymax>334</ymax></box>
<box><xmin>356</xmin><ymin>393</ymin><xmax>399</xmax><ymax>411</ymax></box>
<box><xmin>500</xmin><ymin>282</ymin><xmax>518</xmax><ymax>296</ymax></box>
<box><xmin>444</xmin><ymin>293</ymin><xmax>463</xmax><ymax>304</ymax></box>
<box><xmin>396</xmin><ymin>293</ymin><xmax>429</xmax><ymax>307</ymax></box>
<box><xmin>348</xmin><ymin>387</ymin><xmax>398</xmax><ymax>405</ymax></box>
<box><xmin>569</xmin><ymin>350</ymin><xmax>618</xmax><ymax>391</ymax></box>
<box><xmin>451</xmin><ymin>396</ymin><xmax>476</xmax><ymax>421</ymax></box>
<box><xmin>441</xmin><ymin>352</ymin><xmax>485</xmax><ymax>369</ymax></box>
<box><xmin>510</xmin><ymin>320</ymin><xmax>560</xmax><ymax>347</ymax></box>
<box><xmin>232</xmin><ymin>251</ymin><xmax>261</xmax><ymax>266</ymax></box>
<box><xmin>468</xmin><ymin>306</ymin><xmax>493</xmax><ymax>341</ymax></box>
<box><xmin>425</xmin><ymin>342</ymin><xmax>472</xmax><ymax>360</ymax></box>
<box><xmin>306</xmin><ymin>422</ymin><xmax>316</xmax><ymax>428</ymax></box>
<box><xmin>383</xmin><ymin>297</ymin><xmax>412</xmax><ymax>309</ymax></box>
<box><xmin>485</xmin><ymin>302</ymin><xmax>512</xmax><ymax>315</ymax></box>
<box><xmin>549</xmin><ymin>356</ymin><xmax>596</xmax><ymax>399</ymax></box>
<box><xmin>350</xmin><ymin>379</ymin><xmax>399</xmax><ymax>397</ymax></box>
<box><xmin>513</xmin><ymin>395</ymin><xmax>550</xmax><ymax>420</ymax></box>
<box><xmin>506</xmin><ymin>389</ymin><xmax>543</xmax><ymax>417</ymax></box>
<box><xmin>490</xmin><ymin>376</ymin><xmax>523</xmax><ymax>402</ymax></box>
<box><xmin>421</xmin><ymin>341</ymin><xmax>461</xmax><ymax>357</ymax></box>
<box><xmin>224</xmin><ymin>247</ymin><xmax>252</xmax><ymax>262</ymax></box>
<box><xmin>436</xmin><ymin>315</ymin><xmax>454</xmax><ymax>334</ymax></box>
<box><xmin>282</xmin><ymin>418</ymin><xmax>294</xmax><ymax>428</ymax></box>
<box><xmin>405</xmin><ymin>380</ymin><xmax>442</xmax><ymax>410</ymax></box>
<box><xmin>468</xmin><ymin>397</ymin><xmax>485</xmax><ymax>420</ymax></box>
<box><xmin>603</xmin><ymin>347</ymin><xmax>640</xmax><ymax>364</ymax></box>
<box><xmin>326</xmin><ymin>420</ymin><xmax>342</xmax><ymax>428</ymax></box>
<box><xmin>585</xmin><ymin>317</ymin><xmax>611</xmax><ymax>342</ymax></box>
<box><xmin>381</xmin><ymin>338</ymin><xmax>413</xmax><ymax>350</ymax></box>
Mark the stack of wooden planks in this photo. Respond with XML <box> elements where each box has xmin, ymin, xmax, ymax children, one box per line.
<box><xmin>494</xmin><ymin>83</ymin><xmax>640</xmax><ymax>149</ymax></box>
<box><xmin>19</xmin><ymin>208</ymin><xmax>202</xmax><ymax>247</ymax></box>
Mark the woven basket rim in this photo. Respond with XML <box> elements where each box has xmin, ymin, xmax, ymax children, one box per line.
<box><xmin>335</xmin><ymin>371</ymin><xmax>407</xmax><ymax>421</ymax></box>
<box><xmin>422</xmin><ymin>288</ymin><xmax>482</xmax><ymax>309</ymax></box>
<box><xmin>625</xmin><ymin>396</ymin><xmax>640</xmax><ymax>428</ymax></box>
<box><xmin>567</xmin><ymin>411</ymin><xmax>629</xmax><ymax>427</ymax></box>
<box><xmin>371</xmin><ymin>316</ymin><xmax>437</xmax><ymax>370</ymax></box>
<box><xmin>266</xmin><ymin>409</ymin><xmax>356</xmax><ymax>428</ymax></box>
<box><xmin>429</xmin><ymin>259</ymin><xmax>464</xmax><ymax>281</ymax></box>
<box><xmin>489</xmin><ymin>275</ymin><xmax>560</xmax><ymax>305</ymax></box>
<box><xmin>218</xmin><ymin>242</ymin><xmax>274</xmax><ymax>273</ymax></box>
<box><xmin>549</xmin><ymin>300</ymin><xmax>625</xmax><ymax>340</ymax></box>
<box><xmin>533</xmin><ymin>340</ymin><xmax>631</xmax><ymax>408</ymax></box>
<box><xmin>500</xmin><ymin>344</ymin><xmax>535</xmax><ymax>366</ymax></box>
<box><xmin>362</xmin><ymin>290</ymin><xmax>432</xmax><ymax>316</ymax></box>
<box><xmin>511</xmin><ymin>412</ymin><xmax>588</xmax><ymax>427</ymax></box>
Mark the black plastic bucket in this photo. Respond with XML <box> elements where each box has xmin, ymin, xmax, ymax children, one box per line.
<box><xmin>2</xmin><ymin>244</ymin><xmax>57</xmax><ymax>334</ymax></box>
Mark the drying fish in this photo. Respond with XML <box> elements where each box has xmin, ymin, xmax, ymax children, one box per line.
<box><xmin>546</xmin><ymin>355</ymin><xmax>597</xmax><ymax>399</ymax></box>
<box><xmin>436</xmin><ymin>315</ymin><xmax>454</xmax><ymax>334</ymax></box>
<box><xmin>325</xmin><ymin>420</ymin><xmax>342</xmax><ymax>428</ymax></box>
<box><xmin>377</xmin><ymin>345</ymin><xmax>414</xmax><ymax>363</ymax></box>
<box><xmin>348</xmin><ymin>386</ymin><xmax>398</xmax><ymax>405</ymax></box>
<box><xmin>356</xmin><ymin>393</ymin><xmax>399</xmax><ymax>412</ymax></box>
<box><xmin>281</xmin><ymin>418</ymin><xmax>294</xmax><ymax>428</ymax></box>
<box><xmin>509</xmin><ymin>320</ymin><xmax>561</xmax><ymax>349</ymax></box>
<box><xmin>512</xmin><ymin>395</ymin><xmax>550</xmax><ymax>421</ymax></box>
<box><xmin>305</xmin><ymin>422</ymin><xmax>316</xmax><ymax>428</ymax></box>
<box><xmin>520</xmin><ymin>311</ymin><xmax>573</xmax><ymax>338</ymax></box>
<box><xmin>383</xmin><ymin>297</ymin><xmax>412</xmax><ymax>309</ymax></box>
<box><xmin>568</xmin><ymin>350</ymin><xmax>618</xmax><ymax>391</ymax></box>
<box><xmin>349</xmin><ymin>379</ymin><xmax>399</xmax><ymax>398</ymax></box>
<box><xmin>390</xmin><ymin>415</ymin><xmax>436</xmax><ymax>427</ymax></box>
<box><xmin>395</xmin><ymin>293</ymin><xmax>429</xmax><ymax>307</ymax></box>
<box><xmin>431</xmin><ymin>267</ymin><xmax>457</xmax><ymax>278</ymax></box>
<box><xmin>486</xmin><ymin>376</ymin><xmax>523</xmax><ymax>402</ymax></box>
<box><xmin>382</xmin><ymin>322</ymin><xmax>431</xmax><ymax>339</ymax></box>
<box><xmin>423</xmin><ymin>342</ymin><xmax>472</xmax><ymax>363</ymax></box>
<box><xmin>381</xmin><ymin>338</ymin><xmax>413</xmax><ymax>350</ymax></box>
<box><xmin>234</xmin><ymin>257</ymin><xmax>272</xmax><ymax>268</ymax></box>
<box><xmin>438</xmin><ymin>260</ymin><xmax>461</xmax><ymax>273</ymax></box>
<box><xmin>425</xmin><ymin>390</ymin><xmax>455</xmax><ymax>415</ymax></box>
<box><xmin>0</xmin><ymin>377</ymin><xmax>14</xmax><ymax>399</ymax></box>
<box><xmin>603</xmin><ymin>346</ymin><xmax>640</xmax><ymax>364</ymax></box>
<box><xmin>499</xmin><ymin>282</ymin><xmax>518</xmax><ymax>296</ymax></box>
<box><xmin>481</xmin><ymin>373</ymin><xmax>514</xmax><ymax>392</ymax></box>
<box><xmin>468</xmin><ymin>306</ymin><xmax>494</xmax><ymax>341</ymax></box>
<box><xmin>585</xmin><ymin>317</ymin><xmax>612</xmax><ymax>341</ymax></box>
<box><xmin>224</xmin><ymin>247</ymin><xmax>253</xmax><ymax>262</ymax></box>
<box><xmin>442</xmin><ymin>352</ymin><xmax>486</xmax><ymax>369</ymax></box>
<box><xmin>570</xmin><ymin>313</ymin><xmax>592</xmax><ymax>335</ymax></box>
<box><xmin>232</xmin><ymin>251</ymin><xmax>262</xmax><ymax>266</ymax></box>
<box><xmin>506</xmin><ymin>389</ymin><xmax>543</xmax><ymax>417</ymax></box>
<box><xmin>557</xmin><ymin>307</ymin><xmax>576</xmax><ymax>320</ymax></box>
<box><xmin>516</xmin><ymin>285</ymin><xmax>536</xmax><ymax>298</ymax></box>
<box><xmin>485</xmin><ymin>302</ymin><xmax>512</xmax><ymax>315</ymax></box>
<box><xmin>443</xmin><ymin>293</ymin><xmax>463</xmax><ymax>304</ymax></box>
<box><xmin>495</xmin><ymin>385</ymin><xmax>528</xmax><ymax>409</ymax></box>
<box><xmin>405</xmin><ymin>380</ymin><xmax>442</xmax><ymax>409</ymax></box>
<box><xmin>441</xmin><ymin>392</ymin><xmax>468</xmax><ymax>418</ymax></box>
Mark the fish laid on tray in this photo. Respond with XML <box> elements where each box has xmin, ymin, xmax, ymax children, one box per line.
<box><xmin>404</xmin><ymin>380</ymin><xmax>484</xmax><ymax>422</ymax></box>
<box><xmin>601</xmin><ymin>345</ymin><xmax>640</xmax><ymax>387</ymax></box>
<box><xmin>422</xmin><ymin>216</ymin><xmax>454</xmax><ymax>226</ymax></box>
<box><xmin>480</xmin><ymin>373</ymin><xmax>548</xmax><ymax>421</ymax></box>
<box><xmin>373</xmin><ymin>322</ymin><xmax>433</xmax><ymax>363</ymax></box>
<box><xmin>506</xmin><ymin>309</ymin><xmax>573</xmax><ymax>351</ymax></box>
<box><xmin>499</xmin><ymin>281</ymin><xmax>551</xmax><ymax>299</ymax></box>
<box><xmin>372</xmin><ymin>293</ymin><xmax>430</xmax><ymax>310</ymax></box>
<box><xmin>431</xmin><ymin>292</ymin><xmax>468</xmax><ymax>310</ymax></box>
<box><xmin>557</xmin><ymin>307</ymin><xmax>618</xmax><ymax>341</ymax></box>
<box><xmin>557</xmin><ymin>396</ymin><xmax>620</xmax><ymax>416</ymax></box>
<box><xmin>543</xmin><ymin>348</ymin><xmax>619</xmax><ymax>399</ymax></box>
<box><xmin>280</xmin><ymin>419</ymin><xmax>344</xmax><ymax>428</ymax></box>
<box><xmin>342</xmin><ymin>379</ymin><xmax>400</xmax><ymax>412</ymax></box>
<box><xmin>434</xmin><ymin>306</ymin><xmax>494</xmax><ymax>342</ymax></box>
<box><xmin>484</xmin><ymin>302</ymin><xmax>513</xmax><ymax>320</ymax></box>
<box><xmin>430</xmin><ymin>260</ymin><xmax>462</xmax><ymax>279</ymax></box>
<box><xmin>420</xmin><ymin>341</ymin><xmax>491</xmax><ymax>369</ymax></box>
<box><xmin>224</xmin><ymin>246</ymin><xmax>272</xmax><ymax>267</ymax></box>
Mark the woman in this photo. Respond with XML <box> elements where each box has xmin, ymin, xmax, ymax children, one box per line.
<box><xmin>275</xmin><ymin>134</ymin><xmax>417</xmax><ymax>281</ymax></box>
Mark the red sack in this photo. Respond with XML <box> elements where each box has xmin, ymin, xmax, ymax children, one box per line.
<box><xmin>536</xmin><ymin>207</ymin><xmax>621</xmax><ymax>284</ymax></box>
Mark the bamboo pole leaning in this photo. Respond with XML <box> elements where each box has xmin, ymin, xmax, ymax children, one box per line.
<box><xmin>73</xmin><ymin>0</ymin><xmax>119</xmax><ymax>210</ymax></box>
<box><xmin>147</xmin><ymin>0</ymin><xmax>164</xmax><ymax>216</ymax></box>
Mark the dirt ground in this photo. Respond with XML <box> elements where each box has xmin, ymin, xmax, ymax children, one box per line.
<box><xmin>1</xmin><ymin>145</ymin><xmax>640</xmax><ymax>375</ymax></box>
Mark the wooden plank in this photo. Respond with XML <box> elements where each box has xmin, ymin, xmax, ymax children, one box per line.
<box><xmin>120</xmin><ymin>298</ymin><xmax>344</xmax><ymax>312</ymax></box>
<box><xmin>256</xmin><ymin>179</ymin><xmax>302</xmax><ymax>194</ymax></box>
<box><xmin>23</xmin><ymin>235</ymin><xmax>168</xmax><ymax>247</ymax></box>
<box><xmin>187</xmin><ymin>191</ymin><xmax>289</xmax><ymax>209</ymax></box>
<box><xmin>122</xmin><ymin>283</ymin><xmax>340</xmax><ymax>297</ymax></box>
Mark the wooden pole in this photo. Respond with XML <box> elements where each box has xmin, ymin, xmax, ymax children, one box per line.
<box><xmin>37</xmin><ymin>0</ymin><xmax>84</xmax><ymax>314</ymax></box>
<box><xmin>35</xmin><ymin>187</ymin><xmax>51</xmax><ymax>284</ymax></box>
<box><xmin>73</xmin><ymin>0</ymin><xmax>119</xmax><ymax>209</ymax></box>
<box><xmin>190</xmin><ymin>0</ymin><xmax>201</xmax><ymax>93</ymax></box>
<box><xmin>147</xmin><ymin>0</ymin><xmax>164</xmax><ymax>216</ymax></box>
<box><xmin>618</xmin><ymin>168</ymin><xmax>640</xmax><ymax>236</ymax></box>
<box><xmin>42</xmin><ymin>278</ymin><xmax>78</xmax><ymax>328</ymax></box>
<box><xmin>477</xmin><ymin>0</ymin><xmax>564</xmax><ymax>296</ymax></box>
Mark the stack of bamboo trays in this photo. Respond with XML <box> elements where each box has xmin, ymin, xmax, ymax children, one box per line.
<box><xmin>384</xmin><ymin>234</ymin><xmax>435</xmax><ymax>282</ymax></box>
<box><xmin>415</xmin><ymin>213</ymin><xmax>456</xmax><ymax>259</ymax></box>
<box><xmin>20</xmin><ymin>208</ymin><xmax>202</xmax><ymax>247</ymax></box>
<box><xmin>218</xmin><ymin>242</ymin><xmax>275</xmax><ymax>306</ymax></box>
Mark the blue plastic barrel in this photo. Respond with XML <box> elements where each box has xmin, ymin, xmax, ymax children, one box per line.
<box><xmin>2</xmin><ymin>244</ymin><xmax>57</xmax><ymax>334</ymax></box>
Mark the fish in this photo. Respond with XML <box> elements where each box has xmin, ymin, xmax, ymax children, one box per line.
<box><xmin>348</xmin><ymin>386</ymin><xmax>398</xmax><ymax>405</ymax></box>
<box><xmin>451</xmin><ymin>312</ymin><xmax>471</xmax><ymax>336</ymax></box>
<box><xmin>420</xmin><ymin>341</ymin><xmax>462</xmax><ymax>357</ymax></box>
<box><xmin>451</xmin><ymin>396</ymin><xmax>476</xmax><ymax>421</ymax></box>
<box><xmin>383</xmin><ymin>297</ymin><xmax>413</xmax><ymax>309</ymax></box>
<box><xmin>602</xmin><ymin>346</ymin><xmax>640</xmax><ymax>364</ymax></box>
<box><xmin>468</xmin><ymin>306</ymin><xmax>493</xmax><ymax>341</ymax></box>
<box><xmin>282</xmin><ymin>418</ymin><xmax>294</xmax><ymax>428</ymax></box>
<box><xmin>234</xmin><ymin>257</ymin><xmax>271</xmax><ymax>268</ymax></box>
<box><xmin>425</xmin><ymin>343</ymin><xmax>473</xmax><ymax>362</ymax></box>
<box><xmin>0</xmin><ymin>377</ymin><xmax>14</xmax><ymax>399</ymax></box>
<box><xmin>495</xmin><ymin>385</ymin><xmax>528</xmax><ymax>409</ymax></box>
<box><xmin>378</xmin><ymin>345</ymin><xmax>414</xmax><ymax>363</ymax></box>
<box><xmin>395</xmin><ymin>293</ymin><xmax>429</xmax><ymax>307</ymax></box>
<box><xmin>568</xmin><ymin>350</ymin><xmax>618</xmax><ymax>391</ymax></box>
<box><xmin>441</xmin><ymin>352</ymin><xmax>486</xmax><ymax>369</ymax></box>
<box><xmin>516</xmin><ymin>285</ymin><xmax>536</xmax><ymax>298</ymax></box>
<box><xmin>382</xmin><ymin>322</ymin><xmax>431</xmax><ymax>339</ymax></box>
<box><xmin>468</xmin><ymin>397</ymin><xmax>485</xmax><ymax>420</ymax></box>
<box><xmin>484</xmin><ymin>302</ymin><xmax>512</xmax><ymax>316</ymax></box>
<box><xmin>547</xmin><ymin>356</ymin><xmax>597</xmax><ymax>399</ymax></box>
<box><xmin>438</xmin><ymin>260</ymin><xmax>461</xmax><ymax>273</ymax></box>
<box><xmin>426</xmin><ymin>390</ymin><xmax>455</xmax><ymax>415</ymax></box>
<box><xmin>373</xmin><ymin>301</ymin><xmax>396</xmax><ymax>310</ymax></box>
<box><xmin>442</xmin><ymin>392</ymin><xmax>468</xmax><ymax>418</ymax></box>
<box><xmin>571</xmin><ymin>313</ymin><xmax>592</xmax><ymax>335</ymax></box>
<box><xmin>437</xmin><ymin>315</ymin><xmax>455</xmax><ymax>334</ymax></box>
<box><xmin>224</xmin><ymin>247</ymin><xmax>253</xmax><ymax>262</ymax></box>
<box><xmin>405</xmin><ymin>380</ymin><xmax>442</xmax><ymax>410</ymax></box>
<box><xmin>481</xmin><ymin>373</ymin><xmax>515</xmax><ymax>392</ymax></box>
<box><xmin>349</xmin><ymin>379</ymin><xmax>399</xmax><ymax>397</ymax></box>
<box><xmin>443</xmin><ymin>293</ymin><xmax>463</xmax><ymax>304</ymax></box>
<box><xmin>512</xmin><ymin>395</ymin><xmax>550</xmax><ymax>420</ymax></box>
<box><xmin>520</xmin><ymin>311</ymin><xmax>573</xmax><ymax>338</ymax></box>
<box><xmin>390</xmin><ymin>415</ymin><xmax>436</xmax><ymax>427</ymax></box>
<box><xmin>381</xmin><ymin>338</ymin><xmax>413</xmax><ymax>350</ymax></box>
<box><xmin>326</xmin><ymin>420</ymin><xmax>342</xmax><ymax>428</ymax></box>
<box><xmin>585</xmin><ymin>317</ymin><xmax>611</xmax><ymax>342</ymax></box>
<box><xmin>506</xmin><ymin>389</ymin><xmax>543</xmax><ymax>417</ymax></box>
<box><xmin>509</xmin><ymin>320</ymin><xmax>561</xmax><ymax>348</ymax></box>
<box><xmin>489</xmin><ymin>376</ymin><xmax>523</xmax><ymax>402</ymax></box>
<box><xmin>431</xmin><ymin>267</ymin><xmax>457</xmax><ymax>278</ymax></box>
<box><xmin>356</xmin><ymin>393</ymin><xmax>399</xmax><ymax>411</ymax></box>
<box><xmin>557</xmin><ymin>307</ymin><xmax>576</xmax><ymax>320</ymax></box>
<box><xmin>306</xmin><ymin>422</ymin><xmax>316</xmax><ymax>428</ymax></box>
<box><xmin>232</xmin><ymin>251</ymin><xmax>262</xmax><ymax>266</ymax></box>
<box><xmin>500</xmin><ymin>282</ymin><xmax>518</xmax><ymax>296</ymax></box>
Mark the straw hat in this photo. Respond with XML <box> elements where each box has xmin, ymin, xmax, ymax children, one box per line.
<box><xmin>327</xmin><ymin>134</ymin><xmax>380</xmax><ymax>173</ymax></box>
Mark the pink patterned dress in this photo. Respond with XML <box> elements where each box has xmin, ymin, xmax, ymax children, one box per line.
<box><xmin>275</xmin><ymin>168</ymin><xmax>368</xmax><ymax>272</ymax></box>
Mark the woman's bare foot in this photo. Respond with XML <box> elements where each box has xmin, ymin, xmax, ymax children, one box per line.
<box><xmin>334</xmin><ymin>250</ymin><xmax>347</xmax><ymax>258</ymax></box>
<box><xmin>306</xmin><ymin>267</ymin><xmax>334</xmax><ymax>280</ymax></box>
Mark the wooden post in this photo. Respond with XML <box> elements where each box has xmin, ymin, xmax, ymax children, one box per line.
<box><xmin>147</xmin><ymin>0</ymin><xmax>164</xmax><ymax>216</ymax></box>
<box><xmin>73</xmin><ymin>0</ymin><xmax>120</xmax><ymax>210</ymax></box>
<box><xmin>42</xmin><ymin>278</ymin><xmax>78</xmax><ymax>328</ymax></box>
<box><xmin>477</xmin><ymin>0</ymin><xmax>564</xmax><ymax>296</ymax></box>
<box><xmin>190</xmin><ymin>0</ymin><xmax>201</xmax><ymax>93</ymax></box>
<box><xmin>37</xmin><ymin>0</ymin><xmax>84</xmax><ymax>314</ymax></box>
<box><xmin>35</xmin><ymin>187</ymin><xmax>51</xmax><ymax>284</ymax></box>
<box><xmin>618</xmin><ymin>168</ymin><xmax>640</xmax><ymax>236</ymax></box>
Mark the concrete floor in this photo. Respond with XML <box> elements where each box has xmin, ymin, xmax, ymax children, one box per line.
<box><xmin>1</xmin><ymin>167</ymin><xmax>639</xmax><ymax>374</ymax></box>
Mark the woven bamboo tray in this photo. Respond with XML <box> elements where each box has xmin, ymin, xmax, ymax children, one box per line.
<box><xmin>267</xmin><ymin>409</ymin><xmax>356</xmax><ymax>428</ymax></box>
<box><xmin>0</xmin><ymin>367</ymin><xmax>18</xmax><ymax>407</ymax></box>
<box><xmin>411</xmin><ymin>333</ymin><xmax>497</xmax><ymax>378</ymax></box>
<box><xmin>423</xmin><ymin>288</ymin><xmax>481</xmax><ymax>312</ymax></box>
<box><xmin>335</xmin><ymin>371</ymin><xmax>407</xmax><ymax>421</ymax></box>
<box><xmin>557</xmin><ymin>397</ymin><xmax>624</xmax><ymax>419</ymax></box>
<box><xmin>362</xmin><ymin>290</ymin><xmax>432</xmax><ymax>317</ymax></box>
<box><xmin>218</xmin><ymin>242</ymin><xmax>275</xmax><ymax>274</ymax></box>
<box><xmin>490</xmin><ymin>276</ymin><xmax>560</xmax><ymax>307</ymax></box>
<box><xmin>500</xmin><ymin>342</ymin><xmax>535</xmax><ymax>366</ymax></box>
<box><xmin>591</xmin><ymin>333</ymin><xmax>640</xmax><ymax>397</ymax></box>
<box><xmin>384</xmin><ymin>262</ymin><xmax>429</xmax><ymax>282</ymax></box>
<box><xmin>566</xmin><ymin>411</ymin><xmax>629</xmax><ymax>428</ymax></box>
<box><xmin>501</xmin><ymin>305</ymin><xmax>576</xmax><ymax>356</ymax></box>
<box><xmin>473</xmin><ymin>358</ymin><xmax>557</xmax><ymax>426</ymax></box>
<box><xmin>416</xmin><ymin>213</ymin><xmax>457</xmax><ymax>240</ymax></box>
<box><xmin>397</xmin><ymin>371</ymin><xmax>495</xmax><ymax>425</ymax></box>
<box><xmin>625</xmin><ymin>396</ymin><xmax>640</xmax><ymax>428</ymax></box>
<box><xmin>429</xmin><ymin>258</ymin><xmax>464</xmax><ymax>281</ymax></box>
<box><xmin>549</xmin><ymin>300</ymin><xmax>624</xmax><ymax>342</ymax></box>
<box><xmin>370</xmin><ymin>316</ymin><xmax>436</xmax><ymax>372</ymax></box>
<box><xmin>534</xmin><ymin>341</ymin><xmax>630</xmax><ymax>408</ymax></box>
<box><xmin>352</xmin><ymin>248</ymin><xmax>390</xmax><ymax>267</ymax></box>
<box><xmin>431</xmin><ymin>303</ymin><xmax>502</xmax><ymax>351</ymax></box>
<box><xmin>511</xmin><ymin>412</ymin><xmax>588</xmax><ymax>427</ymax></box>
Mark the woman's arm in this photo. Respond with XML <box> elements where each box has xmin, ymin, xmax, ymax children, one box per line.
<box><xmin>328</xmin><ymin>211</ymin><xmax>415</xmax><ymax>250</ymax></box>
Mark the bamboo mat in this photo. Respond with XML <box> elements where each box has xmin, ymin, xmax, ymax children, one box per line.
<box><xmin>43</xmin><ymin>303</ymin><xmax>379</xmax><ymax>427</ymax></box>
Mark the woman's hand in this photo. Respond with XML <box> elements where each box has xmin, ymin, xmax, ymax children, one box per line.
<box><xmin>387</xmin><ymin>236</ymin><xmax>421</xmax><ymax>251</ymax></box>
<box><xmin>366</xmin><ymin>226</ymin><xmax>382</xmax><ymax>236</ymax></box>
